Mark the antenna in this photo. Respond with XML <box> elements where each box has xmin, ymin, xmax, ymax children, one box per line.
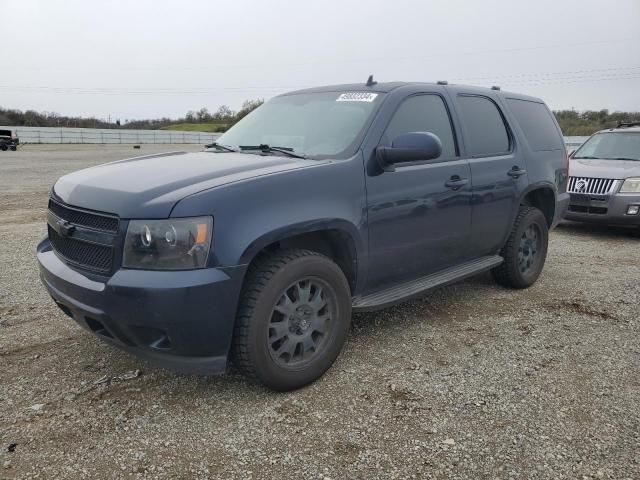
<box><xmin>366</xmin><ymin>75</ymin><xmax>377</xmax><ymax>87</ymax></box>
<box><xmin>436</xmin><ymin>80</ymin><xmax>448</xmax><ymax>85</ymax></box>
<box><xmin>491</xmin><ymin>85</ymin><xmax>501</xmax><ymax>90</ymax></box>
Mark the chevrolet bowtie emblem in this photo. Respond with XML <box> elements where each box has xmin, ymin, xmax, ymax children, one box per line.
<box><xmin>57</xmin><ymin>219</ymin><xmax>76</xmax><ymax>238</ymax></box>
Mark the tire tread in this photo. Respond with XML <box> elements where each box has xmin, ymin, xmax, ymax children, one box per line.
<box><xmin>231</xmin><ymin>248</ymin><xmax>331</xmax><ymax>379</ymax></box>
<box><xmin>492</xmin><ymin>206</ymin><xmax>547</xmax><ymax>289</ymax></box>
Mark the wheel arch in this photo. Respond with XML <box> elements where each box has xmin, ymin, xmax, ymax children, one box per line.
<box><xmin>238</xmin><ymin>220</ymin><xmax>363</xmax><ymax>294</ymax></box>
<box><xmin>518</xmin><ymin>182</ymin><xmax>556</xmax><ymax>227</ymax></box>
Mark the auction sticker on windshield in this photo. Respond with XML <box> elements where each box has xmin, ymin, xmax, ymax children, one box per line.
<box><xmin>336</xmin><ymin>92</ymin><xmax>378</xmax><ymax>102</ymax></box>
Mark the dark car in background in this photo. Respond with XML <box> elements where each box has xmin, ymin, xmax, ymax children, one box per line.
<box><xmin>0</xmin><ymin>129</ymin><xmax>19</xmax><ymax>151</ymax></box>
<box><xmin>37</xmin><ymin>80</ymin><xmax>569</xmax><ymax>390</ymax></box>
<box><xmin>567</xmin><ymin>122</ymin><xmax>640</xmax><ymax>228</ymax></box>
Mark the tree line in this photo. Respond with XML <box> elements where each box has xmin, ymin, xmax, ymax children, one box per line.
<box><xmin>553</xmin><ymin>110</ymin><xmax>640</xmax><ymax>136</ymax></box>
<box><xmin>1</xmin><ymin>102</ymin><xmax>638</xmax><ymax>136</ymax></box>
<box><xmin>0</xmin><ymin>100</ymin><xmax>264</xmax><ymax>132</ymax></box>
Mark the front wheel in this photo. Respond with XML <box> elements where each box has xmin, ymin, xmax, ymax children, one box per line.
<box><xmin>492</xmin><ymin>206</ymin><xmax>549</xmax><ymax>289</ymax></box>
<box><xmin>231</xmin><ymin>249</ymin><xmax>352</xmax><ymax>391</ymax></box>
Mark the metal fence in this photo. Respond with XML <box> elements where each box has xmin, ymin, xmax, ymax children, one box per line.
<box><xmin>0</xmin><ymin>126</ymin><xmax>221</xmax><ymax>144</ymax></box>
<box><xmin>564</xmin><ymin>136</ymin><xmax>589</xmax><ymax>149</ymax></box>
<box><xmin>2</xmin><ymin>125</ymin><xmax>587</xmax><ymax>149</ymax></box>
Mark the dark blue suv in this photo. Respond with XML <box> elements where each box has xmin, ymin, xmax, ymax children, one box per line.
<box><xmin>37</xmin><ymin>80</ymin><xmax>569</xmax><ymax>390</ymax></box>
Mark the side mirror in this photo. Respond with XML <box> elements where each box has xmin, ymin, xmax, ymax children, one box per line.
<box><xmin>376</xmin><ymin>132</ymin><xmax>442</xmax><ymax>171</ymax></box>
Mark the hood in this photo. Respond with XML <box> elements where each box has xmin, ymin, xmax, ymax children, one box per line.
<box><xmin>53</xmin><ymin>151</ymin><xmax>323</xmax><ymax>218</ymax></box>
<box><xmin>569</xmin><ymin>158</ymin><xmax>640</xmax><ymax>180</ymax></box>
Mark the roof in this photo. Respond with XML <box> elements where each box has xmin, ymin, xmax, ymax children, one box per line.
<box><xmin>279</xmin><ymin>81</ymin><xmax>543</xmax><ymax>103</ymax></box>
<box><xmin>598</xmin><ymin>124</ymin><xmax>640</xmax><ymax>134</ymax></box>
<box><xmin>281</xmin><ymin>81</ymin><xmax>412</xmax><ymax>95</ymax></box>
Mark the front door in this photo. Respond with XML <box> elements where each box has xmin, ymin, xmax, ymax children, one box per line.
<box><xmin>365</xmin><ymin>93</ymin><xmax>472</xmax><ymax>291</ymax></box>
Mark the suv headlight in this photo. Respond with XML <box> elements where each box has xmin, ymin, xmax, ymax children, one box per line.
<box><xmin>620</xmin><ymin>178</ymin><xmax>640</xmax><ymax>193</ymax></box>
<box><xmin>123</xmin><ymin>217</ymin><xmax>213</xmax><ymax>270</ymax></box>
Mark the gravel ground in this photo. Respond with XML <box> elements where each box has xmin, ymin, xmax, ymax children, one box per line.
<box><xmin>1</xmin><ymin>145</ymin><xmax>639</xmax><ymax>480</ymax></box>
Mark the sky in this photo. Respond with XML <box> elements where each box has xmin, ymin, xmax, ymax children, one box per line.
<box><xmin>1</xmin><ymin>0</ymin><xmax>639</xmax><ymax>121</ymax></box>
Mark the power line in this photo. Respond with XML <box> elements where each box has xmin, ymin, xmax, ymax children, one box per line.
<box><xmin>1</xmin><ymin>69</ymin><xmax>640</xmax><ymax>96</ymax></box>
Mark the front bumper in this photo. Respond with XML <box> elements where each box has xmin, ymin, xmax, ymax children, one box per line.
<box><xmin>565</xmin><ymin>192</ymin><xmax>640</xmax><ymax>225</ymax></box>
<box><xmin>37</xmin><ymin>238</ymin><xmax>246</xmax><ymax>375</ymax></box>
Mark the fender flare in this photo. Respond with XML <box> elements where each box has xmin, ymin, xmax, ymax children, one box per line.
<box><xmin>237</xmin><ymin>218</ymin><xmax>365</xmax><ymax>286</ymax></box>
<box><xmin>501</xmin><ymin>181</ymin><xmax>557</xmax><ymax>247</ymax></box>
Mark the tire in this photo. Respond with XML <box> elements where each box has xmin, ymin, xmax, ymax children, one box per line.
<box><xmin>0</xmin><ymin>144</ymin><xmax>7</xmax><ymax>151</ymax></box>
<box><xmin>492</xmin><ymin>206</ymin><xmax>549</xmax><ymax>289</ymax></box>
<box><xmin>231</xmin><ymin>249</ymin><xmax>352</xmax><ymax>391</ymax></box>
<box><xmin>9</xmin><ymin>146</ymin><xmax>17</xmax><ymax>151</ymax></box>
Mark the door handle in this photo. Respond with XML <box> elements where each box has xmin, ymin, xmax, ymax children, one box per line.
<box><xmin>507</xmin><ymin>166</ymin><xmax>527</xmax><ymax>178</ymax></box>
<box><xmin>445</xmin><ymin>176</ymin><xmax>469</xmax><ymax>190</ymax></box>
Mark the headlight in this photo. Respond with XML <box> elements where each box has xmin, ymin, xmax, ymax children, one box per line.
<box><xmin>123</xmin><ymin>217</ymin><xmax>213</xmax><ymax>270</ymax></box>
<box><xmin>620</xmin><ymin>177</ymin><xmax>640</xmax><ymax>193</ymax></box>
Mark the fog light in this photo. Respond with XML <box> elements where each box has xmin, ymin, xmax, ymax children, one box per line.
<box><xmin>627</xmin><ymin>205</ymin><xmax>640</xmax><ymax>215</ymax></box>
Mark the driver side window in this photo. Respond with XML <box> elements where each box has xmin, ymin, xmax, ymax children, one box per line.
<box><xmin>384</xmin><ymin>94</ymin><xmax>458</xmax><ymax>159</ymax></box>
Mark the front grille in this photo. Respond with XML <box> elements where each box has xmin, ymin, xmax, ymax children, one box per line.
<box><xmin>568</xmin><ymin>177</ymin><xmax>617</xmax><ymax>195</ymax></box>
<box><xmin>47</xmin><ymin>198</ymin><xmax>118</xmax><ymax>274</ymax></box>
<box><xmin>48</xmin><ymin>226</ymin><xmax>113</xmax><ymax>273</ymax></box>
<box><xmin>48</xmin><ymin>199</ymin><xmax>119</xmax><ymax>233</ymax></box>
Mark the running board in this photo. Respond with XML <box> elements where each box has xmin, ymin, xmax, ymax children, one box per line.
<box><xmin>352</xmin><ymin>255</ymin><xmax>503</xmax><ymax>312</ymax></box>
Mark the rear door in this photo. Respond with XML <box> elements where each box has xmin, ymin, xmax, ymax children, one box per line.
<box><xmin>365</xmin><ymin>92</ymin><xmax>472</xmax><ymax>290</ymax></box>
<box><xmin>453</xmin><ymin>93</ymin><xmax>527</xmax><ymax>256</ymax></box>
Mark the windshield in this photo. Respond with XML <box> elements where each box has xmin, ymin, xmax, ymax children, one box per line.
<box><xmin>216</xmin><ymin>91</ymin><xmax>383</xmax><ymax>158</ymax></box>
<box><xmin>574</xmin><ymin>132</ymin><xmax>640</xmax><ymax>161</ymax></box>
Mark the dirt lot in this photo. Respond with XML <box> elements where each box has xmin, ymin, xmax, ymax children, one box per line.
<box><xmin>1</xmin><ymin>145</ymin><xmax>639</xmax><ymax>479</ymax></box>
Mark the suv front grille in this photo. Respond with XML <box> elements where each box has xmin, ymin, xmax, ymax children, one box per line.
<box><xmin>48</xmin><ymin>226</ymin><xmax>114</xmax><ymax>273</ymax></box>
<box><xmin>48</xmin><ymin>199</ymin><xmax>119</xmax><ymax>232</ymax></box>
<box><xmin>47</xmin><ymin>199</ymin><xmax>119</xmax><ymax>274</ymax></box>
<box><xmin>568</xmin><ymin>177</ymin><xmax>617</xmax><ymax>195</ymax></box>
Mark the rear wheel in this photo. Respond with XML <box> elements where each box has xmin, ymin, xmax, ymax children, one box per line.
<box><xmin>492</xmin><ymin>206</ymin><xmax>549</xmax><ymax>289</ymax></box>
<box><xmin>231</xmin><ymin>249</ymin><xmax>351</xmax><ymax>391</ymax></box>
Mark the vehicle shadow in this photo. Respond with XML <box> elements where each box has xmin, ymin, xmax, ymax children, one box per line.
<box><xmin>556</xmin><ymin>220</ymin><xmax>639</xmax><ymax>239</ymax></box>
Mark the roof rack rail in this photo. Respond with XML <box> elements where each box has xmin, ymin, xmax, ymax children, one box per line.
<box><xmin>616</xmin><ymin>121</ymin><xmax>640</xmax><ymax>128</ymax></box>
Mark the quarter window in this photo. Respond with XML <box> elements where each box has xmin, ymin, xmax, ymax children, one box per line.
<box><xmin>384</xmin><ymin>95</ymin><xmax>457</xmax><ymax>159</ymax></box>
<box><xmin>506</xmin><ymin>98</ymin><xmax>564</xmax><ymax>151</ymax></box>
<box><xmin>457</xmin><ymin>95</ymin><xmax>510</xmax><ymax>156</ymax></box>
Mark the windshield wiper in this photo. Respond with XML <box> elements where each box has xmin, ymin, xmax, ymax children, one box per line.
<box><xmin>606</xmin><ymin>157</ymin><xmax>639</xmax><ymax>161</ymax></box>
<box><xmin>572</xmin><ymin>155</ymin><xmax>600</xmax><ymax>159</ymax></box>
<box><xmin>204</xmin><ymin>142</ymin><xmax>237</xmax><ymax>152</ymax></box>
<box><xmin>239</xmin><ymin>144</ymin><xmax>307</xmax><ymax>159</ymax></box>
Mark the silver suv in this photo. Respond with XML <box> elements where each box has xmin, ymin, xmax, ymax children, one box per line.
<box><xmin>566</xmin><ymin>122</ymin><xmax>640</xmax><ymax>228</ymax></box>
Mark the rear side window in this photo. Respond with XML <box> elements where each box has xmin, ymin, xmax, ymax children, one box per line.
<box><xmin>457</xmin><ymin>95</ymin><xmax>510</xmax><ymax>156</ymax></box>
<box><xmin>384</xmin><ymin>94</ymin><xmax>457</xmax><ymax>158</ymax></box>
<box><xmin>506</xmin><ymin>98</ymin><xmax>563</xmax><ymax>151</ymax></box>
